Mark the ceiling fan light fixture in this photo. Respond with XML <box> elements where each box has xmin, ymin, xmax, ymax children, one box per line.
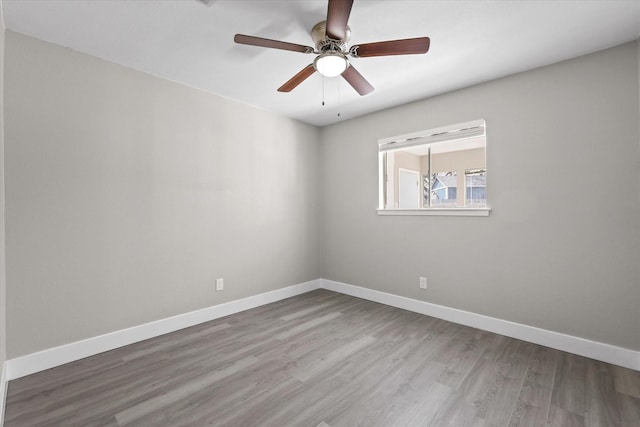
<box><xmin>314</xmin><ymin>51</ymin><xmax>348</xmax><ymax>77</ymax></box>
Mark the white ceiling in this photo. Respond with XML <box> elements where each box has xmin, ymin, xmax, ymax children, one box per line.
<box><xmin>3</xmin><ymin>0</ymin><xmax>640</xmax><ymax>127</ymax></box>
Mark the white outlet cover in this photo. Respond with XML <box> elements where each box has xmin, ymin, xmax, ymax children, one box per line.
<box><xmin>419</xmin><ymin>277</ymin><xmax>427</xmax><ymax>289</ymax></box>
<box><xmin>216</xmin><ymin>278</ymin><xmax>224</xmax><ymax>291</ymax></box>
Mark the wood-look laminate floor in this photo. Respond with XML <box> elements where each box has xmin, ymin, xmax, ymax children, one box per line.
<box><xmin>5</xmin><ymin>289</ymin><xmax>640</xmax><ymax>426</ymax></box>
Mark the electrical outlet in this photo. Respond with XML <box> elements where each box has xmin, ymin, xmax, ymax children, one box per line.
<box><xmin>419</xmin><ymin>276</ymin><xmax>427</xmax><ymax>290</ymax></box>
<box><xmin>216</xmin><ymin>278</ymin><xmax>224</xmax><ymax>291</ymax></box>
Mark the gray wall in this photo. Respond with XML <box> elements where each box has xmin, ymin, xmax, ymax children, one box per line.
<box><xmin>0</xmin><ymin>2</ymin><xmax>6</xmax><ymax>371</ymax></box>
<box><xmin>321</xmin><ymin>41</ymin><xmax>640</xmax><ymax>351</ymax></box>
<box><xmin>3</xmin><ymin>29</ymin><xmax>639</xmax><ymax>360</ymax></box>
<box><xmin>5</xmin><ymin>31</ymin><xmax>322</xmax><ymax>358</ymax></box>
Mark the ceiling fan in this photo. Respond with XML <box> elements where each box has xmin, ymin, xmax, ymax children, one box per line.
<box><xmin>234</xmin><ymin>0</ymin><xmax>430</xmax><ymax>96</ymax></box>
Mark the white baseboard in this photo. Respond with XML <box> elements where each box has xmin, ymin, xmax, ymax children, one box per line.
<box><xmin>5</xmin><ymin>277</ymin><xmax>638</xmax><ymax>383</ymax></box>
<box><xmin>321</xmin><ymin>279</ymin><xmax>640</xmax><ymax>371</ymax></box>
<box><xmin>0</xmin><ymin>361</ymin><xmax>7</xmax><ymax>427</ymax></box>
<box><xmin>5</xmin><ymin>279</ymin><xmax>321</xmax><ymax>380</ymax></box>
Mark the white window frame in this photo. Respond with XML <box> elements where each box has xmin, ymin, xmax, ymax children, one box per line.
<box><xmin>377</xmin><ymin>119</ymin><xmax>491</xmax><ymax>217</ymax></box>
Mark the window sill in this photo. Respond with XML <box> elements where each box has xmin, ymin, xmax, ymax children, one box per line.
<box><xmin>376</xmin><ymin>208</ymin><xmax>491</xmax><ymax>217</ymax></box>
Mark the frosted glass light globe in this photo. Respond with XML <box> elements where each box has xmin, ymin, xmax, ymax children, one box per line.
<box><xmin>314</xmin><ymin>52</ymin><xmax>348</xmax><ymax>77</ymax></box>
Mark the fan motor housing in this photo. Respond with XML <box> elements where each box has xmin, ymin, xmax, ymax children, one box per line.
<box><xmin>311</xmin><ymin>21</ymin><xmax>350</xmax><ymax>53</ymax></box>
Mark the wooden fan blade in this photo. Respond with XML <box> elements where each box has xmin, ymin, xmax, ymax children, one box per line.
<box><xmin>234</xmin><ymin>34</ymin><xmax>314</xmax><ymax>54</ymax></box>
<box><xmin>278</xmin><ymin>65</ymin><xmax>316</xmax><ymax>92</ymax></box>
<box><xmin>342</xmin><ymin>65</ymin><xmax>374</xmax><ymax>96</ymax></box>
<box><xmin>326</xmin><ymin>0</ymin><xmax>354</xmax><ymax>40</ymax></box>
<box><xmin>351</xmin><ymin>37</ymin><xmax>430</xmax><ymax>57</ymax></box>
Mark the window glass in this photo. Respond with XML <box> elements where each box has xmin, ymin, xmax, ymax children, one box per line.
<box><xmin>379</xmin><ymin>120</ymin><xmax>486</xmax><ymax>211</ymax></box>
<box><xmin>429</xmin><ymin>171</ymin><xmax>457</xmax><ymax>207</ymax></box>
<box><xmin>465</xmin><ymin>169</ymin><xmax>486</xmax><ymax>207</ymax></box>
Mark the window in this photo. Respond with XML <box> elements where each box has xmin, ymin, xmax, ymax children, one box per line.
<box><xmin>378</xmin><ymin>119</ymin><xmax>489</xmax><ymax>216</ymax></box>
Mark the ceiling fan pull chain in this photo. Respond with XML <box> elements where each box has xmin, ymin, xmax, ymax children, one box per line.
<box><xmin>337</xmin><ymin>79</ymin><xmax>341</xmax><ymax>117</ymax></box>
<box><xmin>322</xmin><ymin>74</ymin><xmax>325</xmax><ymax>106</ymax></box>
